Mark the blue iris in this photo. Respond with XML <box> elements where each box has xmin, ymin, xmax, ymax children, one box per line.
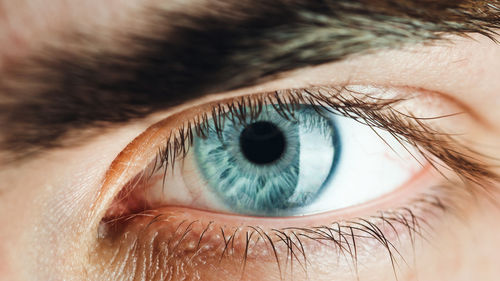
<box><xmin>193</xmin><ymin>105</ymin><xmax>341</xmax><ymax>216</ymax></box>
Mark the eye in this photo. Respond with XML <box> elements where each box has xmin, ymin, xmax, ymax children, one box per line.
<box><xmin>104</xmin><ymin>88</ymin><xmax>425</xmax><ymax>219</ymax></box>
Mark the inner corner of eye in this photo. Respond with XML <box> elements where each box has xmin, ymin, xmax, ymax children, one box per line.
<box><xmin>102</xmin><ymin>100</ymin><xmax>428</xmax><ymax>225</ymax></box>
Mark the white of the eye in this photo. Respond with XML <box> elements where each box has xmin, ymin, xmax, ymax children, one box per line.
<box><xmin>287</xmin><ymin>125</ymin><xmax>335</xmax><ymax>204</ymax></box>
<box><xmin>299</xmin><ymin>114</ymin><xmax>422</xmax><ymax>214</ymax></box>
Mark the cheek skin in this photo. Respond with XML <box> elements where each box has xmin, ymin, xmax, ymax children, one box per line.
<box><xmin>405</xmin><ymin>189</ymin><xmax>500</xmax><ymax>281</ymax></box>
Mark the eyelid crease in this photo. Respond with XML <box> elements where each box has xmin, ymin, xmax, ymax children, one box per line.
<box><xmin>96</xmin><ymin>85</ymin><xmax>499</xmax><ymax>225</ymax></box>
<box><xmin>414</xmin><ymin>87</ymin><xmax>495</xmax><ymax>130</ymax></box>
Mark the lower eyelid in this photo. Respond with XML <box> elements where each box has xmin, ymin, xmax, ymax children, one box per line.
<box><xmin>92</xmin><ymin>195</ymin><xmax>444</xmax><ymax>281</ymax></box>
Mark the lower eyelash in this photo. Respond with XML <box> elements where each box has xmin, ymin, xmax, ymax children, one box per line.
<box><xmin>95</xmin><ymin>183</ymin><xmax>467</xmax><ymax>281</ymax></box>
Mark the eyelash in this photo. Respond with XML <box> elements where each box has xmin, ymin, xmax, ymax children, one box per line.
<box><xmin>98</xmin><ymin>86</ymin><xmax>498</xmax><ymax>280</ymax></box>
<box><xmin>152</xmin><ymin>86</ymin><xmax>495</xmax><ymax>187</ymax></box>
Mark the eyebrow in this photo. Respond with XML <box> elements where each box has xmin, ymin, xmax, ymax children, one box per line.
<box><xmin>0</xmin><ymin>0</ymin><xmax>499</xmax><ymax>159</ymax></box>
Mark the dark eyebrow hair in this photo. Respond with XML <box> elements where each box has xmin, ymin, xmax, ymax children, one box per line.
<box><xmin>0</xmin><ymin>0</ymin><xmax>499</xmax><ymax>159</ymax></box>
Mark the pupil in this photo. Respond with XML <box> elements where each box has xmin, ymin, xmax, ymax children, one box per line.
<box><xmin>239</xmin><ymin>121</ymin><xmax>286</xmax><ymax>164</ymax></box>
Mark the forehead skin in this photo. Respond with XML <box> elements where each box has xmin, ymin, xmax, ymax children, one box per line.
<box><xmin>0</xmin><ymin>0</ymin><xmax>161</xmax><ymax>68</ymax></box>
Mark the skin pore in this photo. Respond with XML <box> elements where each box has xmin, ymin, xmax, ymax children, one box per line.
<box><xmin>0</xmin><ymin>1</ymin><xmax>500</xmax><ymax>281</ymax></box>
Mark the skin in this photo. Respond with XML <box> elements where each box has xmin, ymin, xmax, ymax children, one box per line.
<box><xmin>0</xmin><ymin>1</ymin><xmax>499</xmax><ymax>281</ymax></box>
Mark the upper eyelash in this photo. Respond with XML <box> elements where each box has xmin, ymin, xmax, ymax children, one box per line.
<box><xmin>153</xmin><ymin>85</ymin><xmax>498</xmax><ymax>190</ymax></box>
